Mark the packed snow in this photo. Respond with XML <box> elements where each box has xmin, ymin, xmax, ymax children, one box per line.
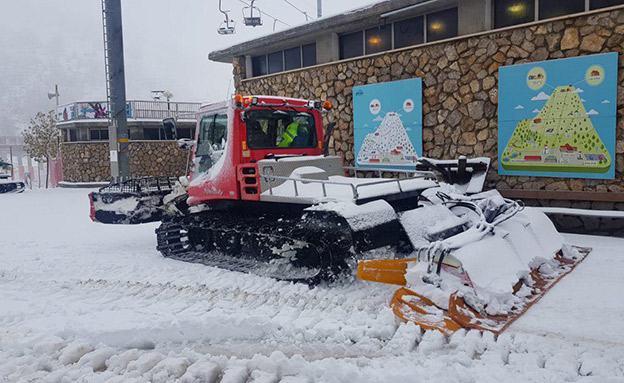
<box><xmin>1</xmin><ymin>189</ymin><xmax>624</xmax><ymax>382</ymax></box>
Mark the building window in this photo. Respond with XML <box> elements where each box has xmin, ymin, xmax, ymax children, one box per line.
<box><xmin>129</xmin><ymin>127</ymin><xmax>143</xmax><ymax>140</ymax></box>
<box><xmin>69</xmin><ymin>129</ymin><xmax>77</xmax><ymax>142</ymax></box>
<box><xmin>426</xmin><ymin>8</ymin><xmax>458</xmax><ymax>42</ymax></box>
<box><xmin>340</xmin><ymin>31</ymin><xmax>364</xmax><ymax>59</ymax></box>
<box><xmin>302</xmin><ymin>43</ymin><xmax>316</xmax><ymax>67</ymax></box>
<box><xmin>539</xmin><ymin>0</ymin><xmax>584</xmax><ymax>20</ymax></box>
<box><xmin>590</xmin><ymin>0</ymin><xmax>624</xmax><ymax>9</ymax></box>
<box><xmin>365</xmin><ymin>25</ymin><xmax>392</xmax><ymax>54</ymax></box>
<box><xmin>89</xmin><ymin>129</ymin><xmax>101</xmax><ymax>141</ymax></box>
<box><xmin>144</xmin><ymin>128</ymin><xmax>162</xmax><ymax>140</ymax></box>
<box><xmin>284</xmin><ymin>47</ymin><xmax>301</xmax><ymax>71</ymax></box>
<box><xmin>252</xmin><ymin>55</ymin><xmax>268</xmax><ymax>77</ymax></box>
<box><xmin>394</xmin><ymin>16</ymin><xmax>424</xmax><ymax>49</ymax></box>
<box><xmin>494</xmin><ymin>0</ymin><xmax>535</xmax><ymax>28</ymax></box>
<box><xmin>177</xmin><ymin>128</ymin><xmax>195</xmax><ymax>139</ymax></box>
<box><xmin>268</xmin><ymin>51</ymin><xmax>284</xmax><ymax>74</ymax></box>
<box><xmin>89</xmin><ymin>129</ymin><xmax>109</xmax><ymax>141</ymax></box>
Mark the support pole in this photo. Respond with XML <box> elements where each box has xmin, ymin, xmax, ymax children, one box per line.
<box><xmin>103</xmin><ymin>0</ymin><xmax>130</xmax><ymax>181</ymax></box>
<box><xmin>317</xmin><ymin>0</ymin><xmax>322</xmax><ymax>18</ymax></box>
<box><xmin>9</xmin><ymin>146</ymin><xmax>13</xmax><ymax>180</ymax></box>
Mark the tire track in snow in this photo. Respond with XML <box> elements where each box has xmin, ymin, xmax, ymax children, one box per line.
<box><xmin>0</xmin><ymin>270</ymin><xmax>400</xmax><ymax>359</ymax></box>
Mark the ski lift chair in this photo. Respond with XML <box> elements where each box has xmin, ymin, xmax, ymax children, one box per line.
<box><xmin>218</xmin><ymin>19</ymin><xmax>236</xmax><ymax>35</ymax></box>
<box><xmin>218</xmin><ymin>0</ymin><xmax>236</xmax><ymax>35</ymax></box>
<box><xmin>243</xmin><ymin>0</ymin><xmax>262</xmax><ymax>26</ymax></box>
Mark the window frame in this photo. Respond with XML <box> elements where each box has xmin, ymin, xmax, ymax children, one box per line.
<box><xmin>425</xmin><ymin>7</ymin><xmax>459</xmax><ymax>43</ymax></box>
<box><xmin>393</xmin><ymin>15</ymin><xmax>425</xmax><ymax>50</ymax></box>
<box><xmin>252</xmin><ymin>55</ymin><xmax>268</xmax><ymax>77</ymax></box>
<box><xmin>244</xmin><ymin>109</ymin><xmax>318</xmax><ymax>150</ymax></box>
<box><xmin>302</xmin><ymin>43</ymin><xmax>317</xmax><ymax>67</ymax></box>
<box><xmin>492</xmin><ymin>0</ymin><xmax>614</xmax><ymax>27</ymax></box>
<box><xmin>268</xmin><ymin>51</ymin><xmax>284</xmax><ymax>74</ymax></box>
<box><xmin>538</xmin><ymin>0</ymin><xmax>585</xmax><ymax>21</ymax></box>
<box><xmin>365</xmin><ymin>24</ymin><xmax>393</xmax><ymax>55</ymax></box>
<box><xmin>493</xmin><ymin>0</ymin><xmax>536</xmax><ymax>28</ymax></box>
<box><xmin>339</xmin><ymin>30</ymin><xmax>365</xmax><ymax>60</ymax></box>
<box><xmin>284</xmin><ymin>46</ymin><xmax>302</xmax><ymax>71</ymax></box>
<box><xmin>590</xmin><ymin>0</ymin><xmax>624</xmax><ymax>10</ymax></box>
<box><xmin>196</xmin><ymin>110</ymin><xmax>229</xmax><ymax>158</ymax></box>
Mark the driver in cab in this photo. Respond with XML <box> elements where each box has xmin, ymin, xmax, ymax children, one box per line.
<box><xmin>277</xmin><ymin>116</ymin><xmax>300</xmax><ymax>148</ymax></box>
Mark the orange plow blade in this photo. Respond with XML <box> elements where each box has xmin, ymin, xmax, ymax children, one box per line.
<box><xmin>391</xmin><ymin>287</ymin><xmax>462</xmax><ymax>336</ymax></box>
<box><xmin>448</xmin><ymin>247</ymin><xmax>593</xmax><ymax>334</ymax></box>
<box><xmin>357</xmin><ymin>258</ymin><xmax>416</xmax><ymax>286</ymax></box>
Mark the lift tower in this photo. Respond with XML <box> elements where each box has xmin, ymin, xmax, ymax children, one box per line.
<box><xmin>102</xmin><ymin>0</ymin><xmax>130</xmax><ymax>180</ymax></box>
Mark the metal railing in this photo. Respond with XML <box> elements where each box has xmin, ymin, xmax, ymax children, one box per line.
<box><xmin>262</xmin><ymin>168</ymin><xmax>437</xmax><ymax>201</ymax></box>
<box><xmin>100</xmin><ymin>176</ymin><xmax>179</xmax><ymax>194</ymax></box>
<box><xmin>130</xmin><ymin>100</ymin><xmax>200</xmax><ymax>120</ymax></box>
<box><xmin>56</xmin><ymin>100</ymin><xmax>201</xmax><ymax>122</ymax></box>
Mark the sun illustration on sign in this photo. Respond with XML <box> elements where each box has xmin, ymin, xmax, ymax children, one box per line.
<box><xmin>369</xmin><ymin>99</ymin><xmax>381</xmax><ymax>114</ymax></box>
<box><xmin>403</xmin><ymin>99</ymin><xmax>415</xmax><ymax>113</ymax></box>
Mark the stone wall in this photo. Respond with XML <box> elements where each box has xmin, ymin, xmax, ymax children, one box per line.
<box><xmin>234</xmin><ymin>8</ymin><xmax>624</xmax><ymax>208</ymax></box>
<box><xmin>61</xmin><ymin>141</ymin><xmax>191</xmax><ymax>182</ymax></box>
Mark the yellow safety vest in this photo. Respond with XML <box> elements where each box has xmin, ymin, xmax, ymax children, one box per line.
<box><xmin>278</xmin><ymin>123</ymin><xmax>299</xmax><ymax>147</ymax></box>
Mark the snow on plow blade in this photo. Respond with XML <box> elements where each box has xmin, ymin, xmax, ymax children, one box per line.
<box><xmin>0</xmin><ymin>181</ymin><xmax>25</xmax><ymax>194</ymax></box>
<box><xmin>89</xmin><ymin>177</ymin><xmax>180</xmax><ymax>224</ymax></box>
<box><xmin>358</xmin><ymin>192</ymin><xmax>591</xmax><ymax>335</ymax></box>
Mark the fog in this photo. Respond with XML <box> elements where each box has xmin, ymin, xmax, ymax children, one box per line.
<box><xmin>0</xmin><ymin>0</ymin><xmax>379</xmax><ymax>135</ymax></box>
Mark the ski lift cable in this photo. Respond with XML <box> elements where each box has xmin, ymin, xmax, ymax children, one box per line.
<box><xmin>281</xmin><ymin>0</ymin><xmax>312</xmax><ymax>20</ymax></box>
<box><xmin>235</xmin><ymin>0</ymin><xmax>290</xmax><ymax>27</ymax></box>
<box><xmin>293</xmin><ymin>0</ymin><xmax>316</xmax><ymax>12</ymax></box>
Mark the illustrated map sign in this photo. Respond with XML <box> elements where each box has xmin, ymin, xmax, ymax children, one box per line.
<box><xmin>498</xmin><ymin>53</ymin><xmax>617</xmax><ymax>179</ymax></box>
<box><xmin>353</xmin><ymin>78</ymin><xmax>422</xmax><ymax>169</ymax></box>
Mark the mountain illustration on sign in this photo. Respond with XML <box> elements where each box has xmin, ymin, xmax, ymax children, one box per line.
<box><xmin>357</xmin><ymin>111</ymin><xmax>419</xmax><ymax>166</ymax></box>
<box><xmin>501</xmin><ymin>85</ymin><xmax>611</xmax><ymax>173</ymax></box>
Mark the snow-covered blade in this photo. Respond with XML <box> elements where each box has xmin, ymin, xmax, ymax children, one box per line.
<box><xmin>358</xmin><ymin>191</ymin><xmax>591</xmax><ymax>335</ymax></box>
<box><xmin>89</xmin><ymin>177</ymin><xmax>186</xmax><ymax>225</ymax></box>
<box><xmin>0</xmin><ymin>180</ymin><xmax>25</xmax><ymax>194</ymax></box>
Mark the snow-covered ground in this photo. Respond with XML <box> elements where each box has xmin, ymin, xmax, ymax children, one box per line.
<box><xmin>1</xmin><ymin>189</ymin><xmax>623</xmax><ymax>382</ymax></box>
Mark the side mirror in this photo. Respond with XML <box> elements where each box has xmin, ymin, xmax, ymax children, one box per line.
<box><xmin>162</xmin><ymin>118</ymin><xmax>177</xmax><ymax>140</ymax></box>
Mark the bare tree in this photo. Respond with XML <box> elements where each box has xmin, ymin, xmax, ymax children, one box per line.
<box><xmin>22</xmin><ymin>111</ymin><xmax>59</xmax><ymax>188</ymax></box>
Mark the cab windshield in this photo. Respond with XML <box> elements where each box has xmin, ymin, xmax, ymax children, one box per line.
<box><xmin>245</xmin><ymin>109</ymin><xmax>317</xmax><ymax>149</ymax></box>
<box><xmin>195</xmin><ymin>112</ymin><xmax>228</xmax><ymax>173</ymax></box>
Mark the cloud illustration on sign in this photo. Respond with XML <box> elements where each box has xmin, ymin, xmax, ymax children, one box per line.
<box><xmin>373</xmin><ymin>115</ymin><xmax>384</xmax><ymax>122</ymax></box>
<box><xmin>586</xmin><ymin>109</ymin><xmax>599</xmax><ymax>115</ymax></box>
<box><xmin>531</xmin><ymin>92</ymin><xmax>551</xmax><ymax>101</ymax></box>
<box><xmin>602</xmin><ymin>100</ymin><xmax>611</xmax><ymax>104</ymax></box>
<box><xmin>573</xmin><ymin>88</ymin><xmax>584</xmax><ymax>93</ymax></box>
<box><xmin>514</xmin><ymin>105</ymin><xmax>524</xmax><ymax>110</ymax></box>
<box><xmin>581</xmin><ymin>99</ymin><xmax>587</xmax><ymax>102</ymax></box>
<box><xmin>532</xmin><ymin>109</ymin><xmax>540</xmax><ymax>113</ymax></box>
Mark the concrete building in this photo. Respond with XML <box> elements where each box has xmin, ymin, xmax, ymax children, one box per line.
<box><xmin>57</xmin><ymin>100</ymin><xmax>200</xmax><ymax>182</ymax></box>
<box><xmin>210</xmin><ymin>0</ymin><xmax>624</xmax><ymax>234</ymax></box>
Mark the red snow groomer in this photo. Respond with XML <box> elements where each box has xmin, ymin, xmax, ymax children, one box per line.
<box><xmin>88</xmin><ymin>94</ymin><xmax>586</xmax><ymax>313</ymax></box>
